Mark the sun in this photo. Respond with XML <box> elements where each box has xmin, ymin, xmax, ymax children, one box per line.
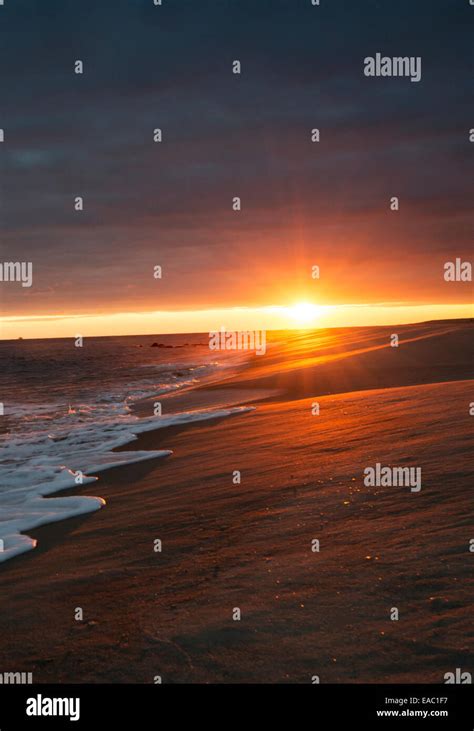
<box><xmin>288</xmin><ymin>302</ymin><xmax>321</xmax><ymax>326</ymax></box>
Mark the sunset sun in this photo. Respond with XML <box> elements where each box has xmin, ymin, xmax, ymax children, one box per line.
<box><xmin>288</xmin><ymin>302</ymin><xmax>321</xmax><ymax>326</ymax></box>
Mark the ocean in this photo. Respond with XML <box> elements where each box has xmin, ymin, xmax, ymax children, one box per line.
<box><xmin>0</xmin><ymin>334</ymin><xmax>249</xmax><ymax>563</ymax></box>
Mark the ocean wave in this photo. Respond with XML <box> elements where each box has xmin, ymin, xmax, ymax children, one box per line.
<box><xmin>0</xmin><ymin>343</ymin><xmax>252</xmax><ymax>563</ymax></box>
<box><xmin>0</xmin><ymin>405</ymin><xmax>253</xmax><ymax>563</ymax></box>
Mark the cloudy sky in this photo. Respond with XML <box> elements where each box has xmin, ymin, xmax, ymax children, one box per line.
<box><xmin>0</xmin><ymin>0</ymin><xmax>472</xmax><ymax>336</ymax></box>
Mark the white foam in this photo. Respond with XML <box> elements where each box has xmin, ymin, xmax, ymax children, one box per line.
<box><xmin>0</xmin><ymin>404</ymin><xmax>254</xmax><ymax>563</ymax></box>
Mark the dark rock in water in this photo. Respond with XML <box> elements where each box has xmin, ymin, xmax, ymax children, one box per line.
<box><xmin>151</xmin><ymin>342</ymin><xmax>165</xmax><ymax>347</ymax></box>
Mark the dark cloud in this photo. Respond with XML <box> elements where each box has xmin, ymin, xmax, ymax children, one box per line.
<box><xmin>0</xmin><ymin>0</ymin><xmax>472</xmax><ymax>314</ymax></box>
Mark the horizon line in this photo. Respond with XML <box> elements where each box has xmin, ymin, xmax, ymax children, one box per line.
<box><xmin>1</xmin><ymin>314</ymin><xmax>472</xmax><ymax>343</ymax></box>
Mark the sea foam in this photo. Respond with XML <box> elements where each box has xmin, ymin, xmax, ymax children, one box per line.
<box><xmin>0</xmin><ymin>405</ymin><xmax>253</xmax><ymax>563</ymax></box>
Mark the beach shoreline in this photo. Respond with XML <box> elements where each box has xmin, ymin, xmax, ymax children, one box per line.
<box><xmin>0</xmin><ymin>320</ymin><xmax>472</xmax><ymax>683</ymax></box>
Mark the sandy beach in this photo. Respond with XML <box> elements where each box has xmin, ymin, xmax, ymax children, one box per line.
<box><xmin>0</xmin><ymin>320</ymin><xmax>472</xmax><ymax>683</ymax></box>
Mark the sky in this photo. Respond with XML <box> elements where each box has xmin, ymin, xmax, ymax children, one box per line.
<box><xmin>0</xmin><ymin>0</ymin><xmax>472</xmax><ymax>338</ymax></box>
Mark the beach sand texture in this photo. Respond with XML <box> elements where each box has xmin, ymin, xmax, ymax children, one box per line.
<box><xmin>0</xmin><ymin>320</ymin><xmax>472</xmax><ymax>683</ymax></box>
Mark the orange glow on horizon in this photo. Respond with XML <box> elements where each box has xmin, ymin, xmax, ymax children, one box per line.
<box><xmin>0</xmin><ymin>303</ymin><xmax>472</xmax><ymax>340</ymax></box>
